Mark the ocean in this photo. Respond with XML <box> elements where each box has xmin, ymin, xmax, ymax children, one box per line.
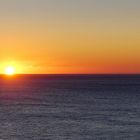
<box><xmin>0</xmin><ymin>74</ymin><xmax>140</xmax><ymax>140</ymax></box>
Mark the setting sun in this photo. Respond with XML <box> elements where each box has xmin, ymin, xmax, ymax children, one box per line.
<box><xmin>5</xmin><ymin>66</ymin><xmax>15</xmax><ymax>75</ymax></box>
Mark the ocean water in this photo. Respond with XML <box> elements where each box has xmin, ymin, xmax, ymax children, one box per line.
<box><xmin>0</xmin><ymin>74</ymin><xmax>140</xmax><ymax>140</ymax></box>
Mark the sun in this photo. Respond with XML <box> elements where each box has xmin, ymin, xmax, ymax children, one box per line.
<box><xmin>5</xmin><ymin>66</ymin><xmax>15</xmax><ymax>75</ymax></box>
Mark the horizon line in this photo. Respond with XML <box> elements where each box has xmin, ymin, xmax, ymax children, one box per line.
<box><xmin>0</xmin><ymin>73</ymin><xmax>140</xmax><ymax>75</ymax></box>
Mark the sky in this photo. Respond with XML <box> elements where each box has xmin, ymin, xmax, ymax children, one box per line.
<box><xmin>0</xmin><ymin>0</ymin><xmax>140</xmax><ymax>74</ymax></box>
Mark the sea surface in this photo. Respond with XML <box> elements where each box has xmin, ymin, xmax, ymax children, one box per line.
<box><xmin>0</xmin><ymin>74</ymin><xmax>140</xmax><ymax>140</ymax></box>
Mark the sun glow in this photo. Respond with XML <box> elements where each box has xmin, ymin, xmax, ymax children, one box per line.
<box><xmin>5</xmin><ymin>66</ymin><xmax>15</xmax><ymax>75</ymax></box>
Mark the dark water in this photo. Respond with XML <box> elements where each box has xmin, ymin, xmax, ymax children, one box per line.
<box><xmin>0</xmin><ymin>74</ymin><xmax>140</xmax><ymax>140</ymax></box>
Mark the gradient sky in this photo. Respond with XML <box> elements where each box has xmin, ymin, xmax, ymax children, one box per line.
<box><xmin>0</xmin><ymin>0</ymin><xmax>140</xmax><ymax>74</ymax></box>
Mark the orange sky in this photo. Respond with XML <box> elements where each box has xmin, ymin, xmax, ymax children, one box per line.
<box><xmin>0</xmin><ymin>0</ymin><xmax>140</xmax><ymax>74</ymax></box>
